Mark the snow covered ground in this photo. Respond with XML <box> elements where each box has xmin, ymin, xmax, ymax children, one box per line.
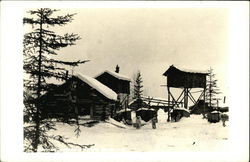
<box><xmin>47</xmin><ymin>109</ymin><xmax>229</xmax><ymax>152</ymax></box>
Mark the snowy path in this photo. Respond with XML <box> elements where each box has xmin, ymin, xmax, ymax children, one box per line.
<box><xmin>48</xmin><ymin>112</ymin><xmax>229</xmax><ymax>152</ymax></box>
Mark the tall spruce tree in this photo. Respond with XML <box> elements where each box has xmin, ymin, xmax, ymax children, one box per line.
<box><xmin>133</xmin><ymin>71</ymin><xmax>143</xmax><ymax>109</ymax></box>
<box><xmin>23</xmin><ymin>8</ymin><xmax>91</xmax><ymax>152</ymax></box>
<box><xmin>205</xmin><ymin>68</ymin><xmax>221</xmax><ymax>109</ymax></box>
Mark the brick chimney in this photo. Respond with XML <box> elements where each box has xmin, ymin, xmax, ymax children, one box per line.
<box><xmin>65</xmin><ymin>70</ymin><xmax>69</xmax><ymax>80</ymax></box>
<box><xmin>115</xmin><ymin>65</ymin><xmax>120</xmax><ymax>73</ymax></box>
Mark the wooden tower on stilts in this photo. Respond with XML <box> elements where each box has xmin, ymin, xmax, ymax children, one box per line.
<box><xmin>163</xmin><ymin>65</ymin><xmax>209</xmax><ymax>121</ymax></box>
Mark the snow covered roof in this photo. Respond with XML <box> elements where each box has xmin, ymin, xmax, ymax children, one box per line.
<box><xmin>174</xmin><ymin>107</ymin><xmax>190</xmax><ymax>113</ymax></box>
<box><xmin>116</xmin><ymin>108</ymin><xmax>132</xmax><ymax>113</ymax></box>
<box><xmin>137</xmin><ymin>108</ymin><xmax>156</xmax><ymax>111</ymax></box>
<box><xmin>150</xmin><ymin>102</ymin><xmax>167</xmax><ymax>106</ymax></box>
<box><xmin>95</xmin><ymin>70</ymin><xmax>131</xmax><ymax>82</ymax></box>
<box><xmin>211</xmin><ymin>110</ymin><xmax>220</xmax><ymax>114</ymax></box>
<box><xmin>221</xmin><ymin>112</ymin><xmax>229</xmax><ymax>116</ymax></box>
<box><xmin>128</xmin><ymin>99</ymin><xmax>151</xmax><ymax>108</ymax></box>
<box><xmin>178</xmin><ymin>67</ymin><xmax>209</xmax><ymax>74</ymax></box>
<box><xmin>163</xmin><ymin>65</ymin><xmax>209</xmax><ymax>76</ymax></box>
<box><xmin>76</xmin><ymin>73</ymin><xmax>118</xmax><ymax>101</ymax></box>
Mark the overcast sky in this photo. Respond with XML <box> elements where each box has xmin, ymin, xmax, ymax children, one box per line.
<box><xmin>25</xmin><ymin>8</ymin><xmax>230</xmax><ymax>103</ymax></box>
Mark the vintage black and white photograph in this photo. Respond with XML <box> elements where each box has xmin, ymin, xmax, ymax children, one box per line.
<box><xmin>0</xmin><ymin>1</ymin><xmax>249</xmax><ymax>162</ymax></box>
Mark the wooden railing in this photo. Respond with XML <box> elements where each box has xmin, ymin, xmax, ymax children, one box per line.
<box><xmin>141</xmin><ymin>96</ymin><xmax>183</xmax><ymax>108</ymax></box>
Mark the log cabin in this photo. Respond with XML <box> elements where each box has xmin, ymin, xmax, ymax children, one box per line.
<box><xmin>40</xmin><ymin>73</ymin><xmax>117</xmax><ymax>121</ymax></box>
<box><xmin>95</xmin><ymin>66</ymin><xmax>131</xmax><ymax>110</ymax></box>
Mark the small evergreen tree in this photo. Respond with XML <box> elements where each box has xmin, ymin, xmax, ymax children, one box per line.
<box><xmin>133</xmin><ymin>71</ymin><xmax>143</xmax><ymax>109</ymax></box>
<box><xmin>23</xmin><ymin>8</ymin><xmax>91</xmax><ymax>152</ymax></box>
<box><xmin>205</xmin><ymin>68</ymin><xmax>221</xmax><ymax>109</ymax></box>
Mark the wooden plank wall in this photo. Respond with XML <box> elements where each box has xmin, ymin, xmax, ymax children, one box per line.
<box><xmin>41</xmin><ymin>77</ymin><xmax>115</xmax><ymax>120</ymax></box>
